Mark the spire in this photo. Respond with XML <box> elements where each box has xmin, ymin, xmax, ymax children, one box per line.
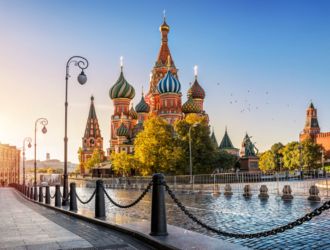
<box><xmin>88</xmin><ymin>95</ymin><xmax>96</xmax><ymax>120</ymax></box>
<box><xmin>210</xmin><ymin>128</ymin><xmax>218</xmax><ymax>147</ymax></box>
<box><xmin>84</xmin><ymin>96</ymin><xmax>102</xmax><ymax>139</ymax></box>
<box><xmin>219</xmin><ymin>128</ymin><xmax>235</xmax><ymax>149</ymax></box>
<box><xmin>157</xmin><ymin>15</ymin><xmax>173</xmax><ymax>67</ymax></box>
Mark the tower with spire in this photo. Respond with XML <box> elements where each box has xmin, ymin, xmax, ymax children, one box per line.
<box><xmin>300</xmin><ymin>102</ymin><xmax>320</xmax><ymax>141</ymax></box>
<box><xmin>299</xmin><ymin>102</ymin><xmax>330</xmax><ymax>158</ymax></box>
<box><xmin>80</xmin><ymin>96</ymin><xmax>105</xmax><ymax>173</ymax></box>
<box><xmin>145</xmin><ymin>15</ymin><xmax>180</xmax><ymax>117</ymax></box>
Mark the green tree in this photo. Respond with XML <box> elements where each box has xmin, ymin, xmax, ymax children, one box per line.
<box><xmin>216</xmin><ymin>150</ymin><xmax>238</xmax><ymax>171</ymax></box>
<box><xmin>134</xmin><ymin>115</ymin><xmax>184</xmax><ymax>175</ymax></box>
<box><xmin>174</xmin><ymin>114</ymin><xmax>218</xmax><ymax>174</ymax></box>
<box><xmin>259</xmin><ymin>150</ymin><xmax>276</xmax><ymax>172</ymax></box>
<box><xmin>77</xmin><ymin>147</ymin><xmax>85</xmax><ymax>174</ymax></box>
<box><xmin>281</xmin><ymin>141</ymin><xmax>300</xmax><ymax>171</ymax></box>
<box><xmin>301</xmin><ymin>139</ymin><xmax>323</xmax><ymax>170</ymax></box>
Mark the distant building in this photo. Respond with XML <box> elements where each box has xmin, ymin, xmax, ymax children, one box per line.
<box><xmin>25</xmin><ymin>154</ymin><xmax>77</xmax><ymax>173</ymax></box>
<box><xmin>0</xmin><ymin>143</ymin><xmax>20</xmax><ymax>186</ymax></box>
<box><xmin>219</xmin><ymin>128</ymin><xmax>239</xmax><ymax>156</ymax></box>
<box><xmin>300</xmin><ymin>102</ymin><xmax>330</xmax><ymax>159</ymax></box>
<box><xmin>239</xmin><ymin>133</ymin><xmax>260</xmax><ymax>172</ymax></box>
<box><xmin>80</xmin><ymin>96</ymin><xmax>105</xmax><ymax>173</ymax></box>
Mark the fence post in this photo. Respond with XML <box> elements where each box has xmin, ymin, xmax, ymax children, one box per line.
<box><xmin>55</xmin><ymin>185</ymin><xmax>61</xmax><ymax>207</ymax></box>
<box><xmin>70</xmin><ymin>182</ymin><xmax>78</xmax><ymax>212</ymax></box>
<box><xmin>150</xmin><ymin>173</ymin><xmax>168</xmax><ymax>236</ymax></box>
<box><xmin>45</xmin><ymin>186</ymin><xmax>50</xmax><ymax>204</ymax></box>
<box><xmin>95</xmin><ymin>180</ymin><xmax>105</xmax><ymax>219</ymax></box>
<box><xmin>39</xmin><ymin>186</ymin><xmax>43</xmax><ymax>203</ymax></box>
<box><xmin>30</xmin><ymin>187</ymin><xmax>34</xmax><ymax>199</ymax></box>
<box><xmin>34</xmin><ymin>187</ymin><xmax>38</xmax><ymax>201</ymax></box>
<box><xmin>25</xmin><ymin>186</ymin><xmax>28</xmax><ymax>197</ymax></box>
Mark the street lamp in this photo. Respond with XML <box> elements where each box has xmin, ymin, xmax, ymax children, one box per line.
<box><xmin>63</xmin><ymin>56</ymin><xmax>89</xmax><ymax>206</ymax></box>
<box><xmin>22</xmin><ymin>137</ymin><xmax>32</xmax><ymax>187</ymax></box>
<box><xmin>298</xmin><ymin>143</ymin><xmax>303</xmax><ymax>180</ymax></box>
<box><xmin>34</xmin><ymin>118</ymin><xmax>48</xmax><ymax>200</ymax></box>
<box><xmin>321</xmin><ymin>149</ymin><xmax>328</xmax><ymax>196</ymax></box>
<box><xmin>188</xmin><ymin>123</ymin><xmax>200</xmax><ymax>184</ymax></box>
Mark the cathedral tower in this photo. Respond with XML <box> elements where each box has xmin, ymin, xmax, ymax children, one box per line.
<box><xmin>81</xmin><ymin>96</ymin><xmax>104</xmax><ymax>173</ymax></box>
<box><xmin>145</xmin><ymin>16</ymin><xmax>179</xmax><ymax>114</ymax></box>
<box><xmin>300</xmin><ymin>102</ymin><xmax>320</xmax><ymax>141</ymax></box>
<box><xmin>109</xmin><ymin>60</ymin><xmax>135</xmax><ymax>154</ymax></box>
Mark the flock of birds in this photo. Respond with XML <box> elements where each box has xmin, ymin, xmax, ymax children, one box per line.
<box><xmin>215</xmin><ymin>82</ymin><xmax>297</xmax><ymax>123</ymax></box>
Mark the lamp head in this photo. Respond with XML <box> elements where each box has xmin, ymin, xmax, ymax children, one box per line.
<box><xmin>42</xmin><ymin>126</ymin><xmax>47</xmax><ymax>134</ymax></box>
<box><xmin>78</xmin><ymin>70</ymin><xmax>87</xmax><ymax>85</ymax></box>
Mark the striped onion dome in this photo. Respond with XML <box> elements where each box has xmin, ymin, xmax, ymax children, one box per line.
<box><xmin>109</xmin><ymin>70</ymin><xmax>135</xmax><ymax>100</ymax></box>
<box><xmin>157</xmin><ymin>70</ymin><xmax>181</xmax><ymax>94</ymax></box>
<box><xmin>188</xmin><ymin>78</ymin><xmax>205</xmax><ymax>99</ymax></box>
<box><xmin>116</xmin><ymin>123</ymin><xmax>129</xmax><ymax>137</ymax></box>
<box><xmin>182</xmin><ymin>96</ymin><xmax>201</xmax><ymax>114</ymax></box>
<box><xmin>135</xmin><ymin>95</ymin><xmax>150</xmax><ymax>113</ymax></box>
<box><xmin>129</xmin><ymin>106</ymin><xmax>137</xmax><ymax>119</ymax></box>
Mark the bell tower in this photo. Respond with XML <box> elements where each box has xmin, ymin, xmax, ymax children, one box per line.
<box><xmin>81</xmin><ymin>96</ymin><xmax>104</xmax><ymax>173</ymax></box>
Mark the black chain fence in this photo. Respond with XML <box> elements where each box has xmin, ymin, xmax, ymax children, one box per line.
<box><xmin>74</xmin><ymin>189</ymin><xmax>96</xmax><ymax>204</ymax></box>
<box><xmin>102</xmin><ymin>180</ymin><xmax>153</xmax><ymax>208</ymax></box>
<box><xmin>162</xmin><ymin>181</ymin><xmax>330</xmax><ymax>239</ymax></box>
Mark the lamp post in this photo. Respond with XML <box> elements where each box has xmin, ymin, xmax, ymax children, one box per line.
<box><xmin>188</xmin><ymin>123</ymin><xmax>199</xmax><ymax>184</ymax></box>
<box><xmin>63</xmin><ymin>56</ymin><xmax>88</xmax><ymax>206</ymax></box>
<box><xmin>298</xmin><ymin>144</ymin><xmax>303</xmax><ymax>180</ymax></box>
<box><xmin>322</xmin><ymin>150</ymin><xmax>328</xmax><ymax>196</ymax></box>
<box><xmin>34</xmin><ymin>118</ymin><xmax>48</xmax><ymax>200</ymax></box>
<box><xmin>22</xmin><ymin>137</ymin><xmax>32</xmax><ymax>187</ymax></box>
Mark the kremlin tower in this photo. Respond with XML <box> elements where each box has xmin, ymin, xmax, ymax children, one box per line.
<box><xmin>300</xmin><ymin>102</ymin><xmax>330</xmax><ymax>158</ymax></box>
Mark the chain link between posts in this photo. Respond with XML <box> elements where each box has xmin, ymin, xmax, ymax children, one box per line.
<box><xmin>102</xmin><ymin>181</ymin><xmax>153</xmax><ymax>208</ymax></box>
<box><xmin>74</xmin><ymin>189</ymin><xmax>96</xmax><ymax>204</ymax></box>
<box><xmin>162</xmin><ymin>181</ymin><xmax>330</xmax><ymax>239</ymax></box>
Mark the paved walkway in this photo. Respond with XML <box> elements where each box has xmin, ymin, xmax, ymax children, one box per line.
<box><xmin>0</xmin><ymin>188</ymin><xmax>154</xmax><ymax>250</ymax></box>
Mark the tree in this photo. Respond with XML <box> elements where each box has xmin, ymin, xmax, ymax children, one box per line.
<box><xmin>111</xmin><ymin>151</ymin><xmax>136</xmax><ymax>176</ymax></box>
<box><xmin>47</xmin><ymin>168</ymin><xmax>55</xmax><ymax>174</ymax></box>
<box><xmin>216</xmin><ymin>150</ymin><xmax>238</xmax><ymax>171</ymax></box>
<box><xmin>85</xmin><ymin>148</ymin><xmax>103</xmax><ymax>172</ymax></box>
<box><xmin>301</xmin><ymin>139</ymin><xmax>322</xmax><ymax>170</ymax></box>
<box><xmin>259</xmin><ymin>150</ymin><xmax>276</xmax><ymax>172</ymax></box>
<box><xmin>280</xmin><ymin>142</ymin><xmax>300</xmax><ymax>171</ymax></box>
<box><xmin>174</xmin><ymin>114</ymin><xmax>218</xmax><ymax>174</ymax></box>
<box><xmin>134</xmin><ymin>115</ymin><xmax>184</xmax><ymax>175</ymax></box>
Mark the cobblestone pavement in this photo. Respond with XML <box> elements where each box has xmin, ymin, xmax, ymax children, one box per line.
<box><xmin>0</xmin><ymin>188</ymin><xmax>154</xmax><ymax>250</ymax></box>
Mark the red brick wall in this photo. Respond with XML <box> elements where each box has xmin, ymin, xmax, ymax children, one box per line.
<box><xmin>316</xmin><ymin>132</ymin><xmax>330</xmax><ymax>158</ymax></box>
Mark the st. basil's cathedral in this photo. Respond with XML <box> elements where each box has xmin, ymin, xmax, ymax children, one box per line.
<box><xmin>107</xmin><ymin>17</ymin><xmax>208</xmax><ymax>155</ymax></box>
<box><xmin>79</xmin><ymin>17</ymin><xmax>212</xmax><ymax>171</ymax></box>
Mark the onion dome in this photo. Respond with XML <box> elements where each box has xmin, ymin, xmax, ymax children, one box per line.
<box><xmin>135</xmin><ymin>95</ymin><xmax>150</xmax><ymax>113</ymax></box>
<box><xmin>116</xmin><ymin>123</ymin><xmax>128</xmax><ymax>137</ymax></box>
<box><xmin>182</xmin><ymin>96</ymin><xmax>201</xmax><ymax>114</ymax></box>
<box><xmin>157</xmin><ymin>70</ymin><xmax>181</xmax><ymax>94</ymax></box>
<box><xmin>188</xmin><ymin>78</ymin><xmax>205</xmax><ymax>99</ymax></box>
<box><xmin>109</xmin><ymin>69</ymin><xmax>135</xmax><ymax>100</ymax></box>
<box><xmin>160</xmin><ymin>19</ymin><xmax>170</xmax><ymax>32</ymax></box>
<box><xmin>129</xmin><ymin>105</ymin><xmax>137</xmax><ymax>119</ymax></box>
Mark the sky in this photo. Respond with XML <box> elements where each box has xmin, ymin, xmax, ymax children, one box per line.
<box><xmin>0</xmin><ymin>0</ymin><xmax>329</xmax><ymax>163</ymax></box>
